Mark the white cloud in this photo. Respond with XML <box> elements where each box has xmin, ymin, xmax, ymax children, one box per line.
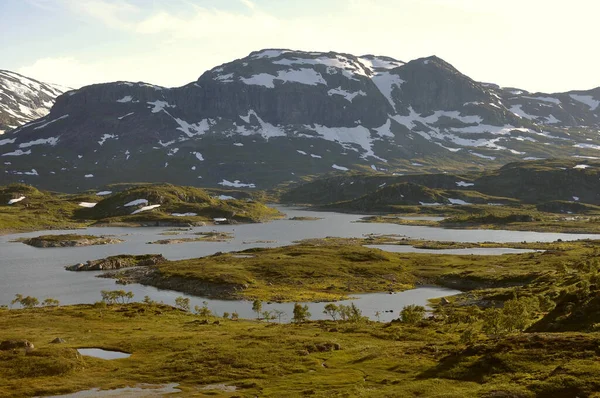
<box><xmin>13</xmin><ymin>0</ymin><xmax>600</xmax><ymax>92</ymax></box>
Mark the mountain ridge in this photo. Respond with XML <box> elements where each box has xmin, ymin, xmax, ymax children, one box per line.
<box><xmin>0</xmin><ymin>70</ymin><xmax>69</xmax><ymax>135</ymax></box>
<box><xmin>1</xmin><ymin>48</ymin><xmax>599</xmax><ymax>191</ymax></box>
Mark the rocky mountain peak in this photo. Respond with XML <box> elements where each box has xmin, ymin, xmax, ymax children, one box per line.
<box><xmin>0</xmin><ymin>70</ymin><xmax>68</xmax><ymax>134</ymax></box>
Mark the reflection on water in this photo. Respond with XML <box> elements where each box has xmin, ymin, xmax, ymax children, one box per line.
<box><xmin>77</xmin><ymin>348</ymin><xmax>131</xmax><ymax>360</ymax></box>
<box><xmin>1</xmin><ymin>206</ymin><xmax>595</xmax><ymax>319</ymax></box>
<box><xmin>40</xmin><ymin>383</ymin><xmax>180</xmax><ymax>397</ymax></box>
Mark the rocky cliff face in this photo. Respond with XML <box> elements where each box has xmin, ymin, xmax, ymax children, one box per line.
<box><xmin>0</xmin><ymin>70</ymin><xmax>67</xmax><ymax>134</ymax></box>
<box><xmin>1</xmin><ymin>49</ymin><xmax>599</xmax><ymax>191</ymax></box>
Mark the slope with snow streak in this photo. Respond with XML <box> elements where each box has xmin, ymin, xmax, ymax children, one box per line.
<box><xmin>0</xmin><ymin>70</ymin><xmax>69</xmax><ymax>134</ymax></box>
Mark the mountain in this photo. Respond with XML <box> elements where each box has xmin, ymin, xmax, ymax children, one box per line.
<box><xmin>0</xmin><ymin>70</ymin><xmax>68</xmax><ymax>134</ymax></box>
<box><xmin>1</xmin><ymin>49</ymin><xmax>600</xmax><ymax>191</ymax></box>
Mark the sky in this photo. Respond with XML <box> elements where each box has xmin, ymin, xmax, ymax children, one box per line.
<box><xmin>1</xmin><ymin>0</ymin><xmax>599</xmax><ymax>93</ymax></box>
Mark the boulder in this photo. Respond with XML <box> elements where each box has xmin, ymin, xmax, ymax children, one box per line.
<box><xmin>51</xmin><ymin>338</ymin><xmax>66</xmax><ymax>344</ymax></box>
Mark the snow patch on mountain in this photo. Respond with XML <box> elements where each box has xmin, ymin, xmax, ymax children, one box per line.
<box><xmin>125</xmin><ymin>199</ymin><xmax>149</xmax><ymax>207</ymax></box>
<box><xmin>522</xmin><ymin>96</ymin><xmax>561</xmax><ymax>105</ymax></box>
<box><xmin>2</xmin><ymin>149</ymin><xmax>31</xmax><ymax>156</ymax></box>
<box><xmin>147</xmin><ymin>100</ymin><xmax>175</xmax><ymax>113</ymax></box>
<box><xmin>327</xmin><ymin>87</ymin><xmax>366</xmax><ymax>102</ymax></box>
<box><xmin>33</xmin><ymin>114</ymin><xmax>69</xmax><ymax>130</ymax></box>
<box><xmin>19</xmin><ymin>137</ymin><xmax>59</xmax><ymax>148</ymax></box>
<box><xmin>98</xmin><ymin>134</ymin><xmax>117</xmax><ymax>146</ymax></box>
<box><xmin>371</xmin><ymin>72</ymin><xmax>405</xmax><ymax>110</ymax></box>
<box><xmin>237</xmin><ymin>110</ymin><xmax>286</xmax><ymax>139</ymax></box>
<box><xmin>570</xmin><ymin>94</ymin><xmax>600</xmax><ymax>111</ymax></box>
<box><xmin>8</xmin><ymin>196</ymin><xmax>26</xmax><ymax>204</ymax></box>
<box><xmin>132</xmin><ymin>204</ymin><xmax>161</xmax><ymax>215</ymax></box>
<box><xmin>332</xmin><ymin>164</ymin><xmax>349</xmax><ymax>171</ymax></box>
<box><xmin>175</xmin><ymin>118</ymin><xmax>211</xmax><ymax>137</ymax></box>
<box><xmin>117</xmin><ymin>96</ymin><xmax>133</xmax><ymax>103</ymax></box>
<box><xmin>240</xmin><ymin>69</ymin><xmax>327</xmax><ymax>88</ymax></box>
<box><xmin>218</xmin><ymin>179</ymin><xmax>256</xmax><ymax>188</ymax></box>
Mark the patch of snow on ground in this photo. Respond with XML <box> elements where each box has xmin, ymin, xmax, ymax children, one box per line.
<box><xmin>573</xmin><ymin>196</ymin><xmax>580</xmax><ymax>201</ymax></box>
<box><xmin>147</xmin><ymin>100</ymin><xmax>174</xmax><ymax>113</ymax></box>
<box><xmin>332</xmin><ymin>164</ymin><xmax>349</xmax><ymax>171</ymax></box>
<box><xmin>18</xmin><ymin>137</ymin><xmax>59</xmax><ymax>148</ymax></box>
<box><xmin>574</xmin><ymin>164</ymin><xmax>591</xmax><ymax>169</ymax></box>
<box><xmin>310</xmin><ymin>154</ymin><xmax>322</xmax><ymax>158</ymax></box>
<box><xmin>236</xmin><ymin>111</ymin><xmax>286</xmax><ymax>139</ymax></box>
<box><xmin>124</xmin><ymin>199</ymin><xmax>149</xmax><ymax>207</ymax></box>
<box><xmin>509</xmin><ymin>105</ymin><xmax>537</xmax><ymax>120</ymax></box>
<box><xmin>98</xmin><ymin>134</ymin><xmax>117</xmax><ymax>146</ymax></box>
<box><xmin>574</xmin><ymin>143</ymin><xmax>600</xmax><ymax>150</ymax></box>
<box><xmin>311</xmin><ymin>124</ymin><xmax>385</xmax><ymax>161</ymax></box>
<box><xmin>448</xmin><ymin>198</ymin><xmax>472</xmax><ymax>205</ymax></box>
<box><xmin>456</xmin><ymin>181</ymin><xmax>474</xmax><ymax>187</ymax></box>
<box><xmin>524</xmin><ymin>157</ymin><xmax>544</xmax><ymax>160</ymax></box>
<box><xmin>522</xmin><ymin>96</ymin><xmax>561</xmax><ymax>105</ymax></box>
<box><xmin>117</xmin><ymin>96</ymin><xmax>133</xmax><ymax>103</ymax></box>
<box><xmin>252</xmin><ymin>49</ymin><xmax>291</xmax><ymax>59</ymax></box>
<box><xmin>8</xmin><ymin>196</ymin><xmax>25</xmax><ymax>204</ymax></box>
<box><xmin>297</xmin><ymin>150</ymin><xmax>307</xmax><ymax>155</ymax></box>
<box><xmin>216</xmin><ymin>195</ymin><xmax>235</xmax><ymax>200</ymax></box>
<box><xmin>471</xmin><ymin>152</ymin><xmax>496</xmax><ymax>160</ymax></box>
<box><xmin>327</xmin><ymin>87</ymin><xmax>366</xmax><ymax>102</ymax></box>
<box><xmin>214</xmin><ymin>73</ymin><xmax>234</xmax><ymax>83</ymax></box>
<box><xmin>131</xmin><ymin>204</ymin><xmax>161</xmax><ymax>215</ymax></box>
<box><xmin>233</xmin><ymin>143</ymin><xmax>244</xmax><ymax>147</ymax></box>
<box><xmin>96</xmin><ymin>191</ymin><xmax>112</xmax><ymax>196</ymax></box>
<box><xmin>570</xmin><ymin>94</ymin><xmax>600</xmax><ymax>111</ymax></box>
<box><xmin>240</xmin><ymin>69</ymin><xmax>327</xmax><ymax>88</ymax></box>
<box><xmin>33</xmin><ymin>114</ymin><xmax>69</xmax><ymax>130</ymax></box>
<box><xmin>193</xmin><ymin>152</ymin><xmax>204</xmax><ymax>161</ymax></box>
<box><xmin>84</xmin><ymin>174</ymin><xmax>94</xmax><ymax>178</ymax></box>
<box><xmin>0</xmin><ymin>138</ymin><xmax>16</xmax><ymax>146</ymax></box>
<box><xmin>374</xmin><ymin>119</ymin><xmax>394</xmax><ymax>138</ymax></box>
<box><xmin>2</xmin><ymin>149</ymin><xmax>31</xmax><ymax>156</ymax></box>
<box><xmin>118</xmin><ymin>112</ymin><xmax>134</xmax><ymax>120</ymax></box>
<box><xmin>371</xmin><ymin>72</ymin><xmax>405</xmax><ymax>110</ymax></box>
<box><xmin>218</xmin><ymin>180</ymin><xmax>256</xmax><ymax>188</ymax></box>
<box><xmin>78</xmin><ymin>202</ymin><xmax>97</xmax><ymax>208</ymax></box>
<box><xmin>544</xmin><ymin>114</ymin><xmax>560</xmax><ymax>124</ymax></box>
<box><xmin>172</xmin><ymin>213</ymin><xmax>198</xmax><ymax>217</ymax></box>
<box><xmin>420</xmin><ymin>202</ymin><xmax>443</xmax><ymax>206</ymax></box>
<box><xmin>371</xmin><ymin>165</ymin><xmax>377</xmax><ymax>171</ymax></box>
<box><xmin>174</xmin><ymin>118</ymin><xmax>211</xmax><ymax>137</ymax></box>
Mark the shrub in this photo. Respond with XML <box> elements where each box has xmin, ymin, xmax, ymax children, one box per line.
<box><xmin>400</xmin><ymin>305</ymin><xmax>426</xmax><ymax>325</ymax></box>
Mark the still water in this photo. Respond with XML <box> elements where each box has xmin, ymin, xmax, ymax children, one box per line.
<box><xmin>1</xmin><ymin>206</ymin><xmax>597</xmax><ymax>320</ymax></box>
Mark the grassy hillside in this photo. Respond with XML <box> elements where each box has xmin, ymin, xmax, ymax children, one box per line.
<box><xmin>0</xmin><ymin>183</ymin><xmax>282</xmax><ymax>233</ymax></box>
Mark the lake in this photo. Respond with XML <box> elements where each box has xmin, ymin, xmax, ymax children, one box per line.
<box><xmin>1</xmin><ymin>206</ymin><xmax>597</xmax><ymax>320</ymax></box>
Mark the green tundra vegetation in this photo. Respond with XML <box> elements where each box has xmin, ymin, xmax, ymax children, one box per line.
<box><xmin>0</xmin><ymin>183</ymin><xmax>282</xmax><ymax>234</ymax></box>
<box><xmin>104</xmin><ymin>237</ymin><xmax>591</xmax><ymax>304</ymax></box>
<box><xmin>4</xmin><ymin>245</ymin><xmax>600</xmax><ymax>398</ymax></box>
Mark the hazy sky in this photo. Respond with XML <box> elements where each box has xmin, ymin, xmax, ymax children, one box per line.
<box><xmin>2</xmin><ymin>0</ymin><xmax>599</xmax><ymax>93</ymax></box>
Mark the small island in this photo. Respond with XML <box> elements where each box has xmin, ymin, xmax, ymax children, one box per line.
<box><xmin>147</xmin><ymin>231</ymin><xmax>233</xmax><ymax>245</ymax></box>
<box><xmin>65</xmin><ymin>254</ymin><xmax>166</xmax><ymax>271</ymax></box>
<box><xmin>19</xmin><ymin>234</ymin><xmax>123</xmax><ymax>248</ymax></box>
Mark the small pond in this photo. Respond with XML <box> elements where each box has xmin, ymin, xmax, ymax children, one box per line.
<box><xmin>77</xmin><ymin>348</ymin><xmax>131</xmax><ymax>360</ymax></box>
